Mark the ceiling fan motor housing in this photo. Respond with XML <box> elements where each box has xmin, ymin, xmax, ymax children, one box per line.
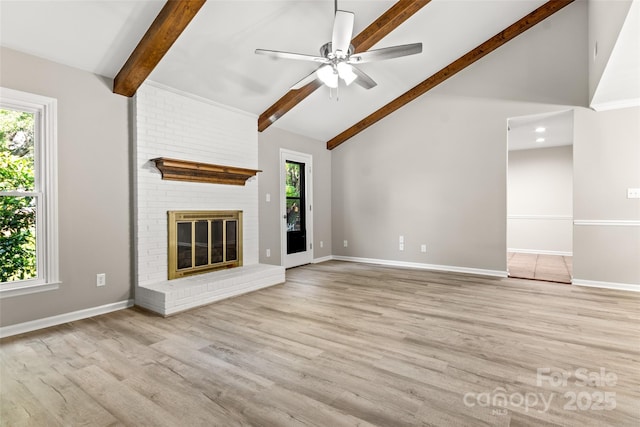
<box><xmin>320</xmin><ymin>42</ymin><xmax>355</xmax><ymax>60</ymax></box>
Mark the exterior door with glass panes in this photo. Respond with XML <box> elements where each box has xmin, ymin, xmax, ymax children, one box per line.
<box><xmin>281</xmin><ymin>149</ymin><xmax>313</xmax><ymax>268</ymax></box>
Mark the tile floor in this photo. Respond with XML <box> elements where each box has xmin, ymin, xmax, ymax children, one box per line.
<box><xmin>507</xmin><ymin>252</ymin><xmax>572</xmax><ymax>284</ymax></box>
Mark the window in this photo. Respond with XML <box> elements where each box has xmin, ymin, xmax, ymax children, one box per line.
<box><xmin>0</xmin><ymin>87</ymin><xmax>59</xmax><ymax>298</ymax></box>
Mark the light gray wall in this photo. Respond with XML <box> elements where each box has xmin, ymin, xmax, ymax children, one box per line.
<box><xmin>508</xmin><ymin>145</ymin><xmax>573</xmax><ymax>254</ymax></box>
<box><xmin>258</xmin><ymin>127</ymin><xmax>331</xmax><ymax>266</ymax></box>
<box><xmin>0</xmin><ymin>47</ymin><xmax>132</xmax><ymax>327</ymax></box>
<box><xmin>573</xmin><ymin>106</ymin><xmax>640</xmax><ymax>285</ymax></box>
<box><xmin>331</xmin><ymin>0</ymin><xmax>587</xmax><ymax>273</ymax></box>
<box><xmin>331</xmin><ymin>95</ymin><xmax>574</xmax><ymax>272</ymax></box>
<box><xmin>588</xmin><ymin>0</ymin><xmax>633</xmax><ymax>101</ymax></box>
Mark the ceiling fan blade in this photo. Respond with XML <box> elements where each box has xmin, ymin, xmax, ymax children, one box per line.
<box><xmin>290</xmin><ymin>68</ymin><xmax>321</xmax><ymax>90</ymax></box>
<box><xmin>331</xmin><ymin>10</ymin><xmax>354</xmax><ymax>56</ymax></box>
<box><xmin>349</xmin><ymin>43</ymin><xmax>423</xmax><ymax>64</ymax></box>
<box><xmin>351</xmin><ymin>66</ymin><xmax>377</xmax><ymax>89</ymax></box>
<box><xmin>255</xmin><ymin>49</ymin><xmax>328</xmax><ymax>63</ymax></box>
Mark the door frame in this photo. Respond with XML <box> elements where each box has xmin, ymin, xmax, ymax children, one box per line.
<box><xmin>280</xmin><ymin>149</ymin><xmax>313</xmax><ymax>268</ymax></box>
<box><xmin>505</xmin><ymin>109</ymin><xmax>574</xmax><ymax>280</ymax></box>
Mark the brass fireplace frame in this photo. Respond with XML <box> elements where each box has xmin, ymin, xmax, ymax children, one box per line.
<box><xmin>167</xmin><ymin>210</ymin><xmax>243</xmax><ymax>279</ymax></box>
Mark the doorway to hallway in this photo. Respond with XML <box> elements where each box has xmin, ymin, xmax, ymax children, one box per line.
<box><xmin>506</xmin><ymin>110</ymin><xmax>574</xmax><ymax>284</ymax></box>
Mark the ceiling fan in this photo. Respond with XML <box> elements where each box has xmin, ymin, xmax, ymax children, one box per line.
<box><xmin>255</xmin><ymin>5</ymin><xmax>422</xmax><ymax>91</ymax></box>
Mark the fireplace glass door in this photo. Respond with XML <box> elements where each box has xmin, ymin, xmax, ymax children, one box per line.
<box><xmin>168</xmin><ymin>211</ymin><xmax>242</xmax><ymax>279</ymax></box>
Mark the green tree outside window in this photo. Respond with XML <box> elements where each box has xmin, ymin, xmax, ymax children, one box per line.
<box><xmin>0</xmin><ymin>109</ymin><xmax>37</xmax><ymax>282</ymax></box>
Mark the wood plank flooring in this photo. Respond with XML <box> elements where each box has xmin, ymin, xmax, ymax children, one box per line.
<box><xmin>1</xmin><ymin>261</ymin><xmax>639</xmax><ymax>426</ymax></box>
<box><xmin>508</xmin><ymin>252</ymin><xmax>572</xmax><ymax>284</ymax></box>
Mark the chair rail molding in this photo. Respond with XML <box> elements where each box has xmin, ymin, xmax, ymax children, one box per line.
<box><xmin>573</xmin><ymin>219</ymin><xmax>640</xmax><ymax>226</ymax></box>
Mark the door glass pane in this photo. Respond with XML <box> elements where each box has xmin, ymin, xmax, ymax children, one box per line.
<box><xmin>286</xmin><ymin>198</ymin><xmax>301</xmax><ymax>231</ymax></box>
<box><xmin>226</xmin><ymin>220</ymin><xmax>237</xmax><ymax>261</ymax></box>
<box><xmin>285</xmin><ymin>160</ymin><xmax>306</xmax><ymax>255</ymax></box>
<box><xmin>211</xmin><ymin>220</ymin><xmax>223</xmax><ymax>263</ymax></box>
<box><xmin>177</xmin><ymin>222</ymin><xmax>192</xmax><ymax>269</ymax></box>
<box><xmin>286</xmin><ymin>161</ymin><xmax>301</xmax><ymax>197</ymax></box>
<box><xmin>194</xmin><ymin>220</ymin><xmax>208</xmax><ymax>267</ymax></box>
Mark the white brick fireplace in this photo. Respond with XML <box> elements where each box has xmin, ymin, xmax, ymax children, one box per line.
<box><xmin>133</xmin><ymin>82</ymin><xmax>284</xmax><ymax>315</ymax></box>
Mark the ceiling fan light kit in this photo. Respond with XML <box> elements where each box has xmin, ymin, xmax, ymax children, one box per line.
<box><xmin>317</xmin><ymin>64</ymin><xmax>339</xmax><ymax>88</ymax></box>
<box><xmin>255</xmin><ymin>7</ymin><xmax>423</xmax><ymax>94</ymax></box>
<box><xmin>336</xmin><ymin>62</ymin><xmax>357</xmax><ymax>85</ymax></box>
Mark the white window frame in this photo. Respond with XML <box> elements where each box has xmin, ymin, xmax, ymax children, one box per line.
<box><xmin>0</xmin><ymin>87</ymin><xmax>59</xmax><ymax>298</ymax></box>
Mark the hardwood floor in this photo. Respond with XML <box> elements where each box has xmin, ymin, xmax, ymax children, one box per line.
<box><xmin>508</xmin><ymin>252</ymin><xmax>572</xmax><ymax>284</ymax></box>
<box><xmin>1</xmin><ymin>261</ymin><xmax>639</xmax><ymax>426</ymax></box>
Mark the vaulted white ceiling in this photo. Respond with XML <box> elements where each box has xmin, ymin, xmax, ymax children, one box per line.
<box><xmin>1</xmin><ymin>0</ymin><xmax>551</xmax><ymax>140</ymax></box>
<box><xmin>0</xmin><ymin>0</ymin><xmax>636</xmax><ymax>143</ymax></box>
<box><xmin>590</xmin><ymin>0</ymin><xmax>640</xmax><ymax>110</ymax></box>
<box><xmin>0</xmin><ymin>0</ymin><xmax>165</xmax><ymax>78</ymax></box>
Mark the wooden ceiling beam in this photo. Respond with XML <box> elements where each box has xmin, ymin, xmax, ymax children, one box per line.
<box><xmin>350</xmin><ymin>0</ymin><xmax>432</xmax><ymax>53</ymax></box>
<box><xmin>113</xmin><ymin>0</ymin><xmax>206</xmax><ymax>97</ymax></box>
<box><xmin>258</xmin><ymin>0</ymin><xmax>432</xmax><ymax>132</ymax></box>
<box><xmin>327</xmin><ymin>0</ymin><xmax>575</xmax><ymax>150</ymax></box>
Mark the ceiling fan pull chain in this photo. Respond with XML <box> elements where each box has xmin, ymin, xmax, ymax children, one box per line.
<box><xmin>328</xmin><ymin>84</ymin><xmax>339</xmax><ymax>101</ymax></box>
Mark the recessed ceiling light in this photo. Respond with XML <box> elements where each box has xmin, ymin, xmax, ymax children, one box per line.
<box><xmin>535</xmin><ymin>127</ymin><xmax>546</xmax><ymax>133</ymax></box>
<box><xmin>536</xmin><ymin>137</ymin><xmax>545</xmax><ymax>143</ymax></box>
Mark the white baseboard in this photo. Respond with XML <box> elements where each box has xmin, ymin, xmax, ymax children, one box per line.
<box><xmin>508</xmin><ymin>248</ymin><xmax>573</xmax><ymax>256</ymax></box>
<box><xmin>0</xmin><ymin>299</ymin><xmax>134</xmax><ymax>339</ymax></box>
<box><xmin>313</xmin><ymin>255</ymin><xmax>334</xmax><ymax>264</ymax></box>
<box><xmin>332</xmin><ymin>256</ymin><xmax>507</xmax><ymax>278</ymax></box>
<box><xmin>572</xmin><ymin>279</ymin><xmax>639</xmax><ymax>292</ymax></box>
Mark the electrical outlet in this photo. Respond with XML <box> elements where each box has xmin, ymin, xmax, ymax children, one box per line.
<box><xmin>399</xmin><ymin>243</ymin><xmax>404</xmax><ymax>251</ymax></box>
<box><xmin>343</xmin><ymin>240</ymin><xmax>348</xmax><ymax>248</ymax></box>
<box><xmin>627</xmin><ymin>188</ymin><xmax>640</xmax><ymax>199</ymax></box>
<box><xmin>421</xmin><ymin>244</ymin><xmax>427</xmax><ymax>253</ymax></box>
<box><xmin>320</xmin><ymin>241</ymin><xmax>324</xmax><ymax>248</ymax></box>
<box><xmin>399</xmin><ymin>235</ymin><xmax>404</xmax><ymax>243</ymax></box>
<box><xmin>96</xmin><ymin>273</ymin><xmax>106</xmax><ymax>287</ymax></box>
<box><xmin>266</xmin><ymin>193</ymin><xmax>271</xmax><ymax>202</ymax></box>
<box><xmin>266</xmin><ymin>249</ymin><xmax>271</xmax><ymax>257</ymax></box>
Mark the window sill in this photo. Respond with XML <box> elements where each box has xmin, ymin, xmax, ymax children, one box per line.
<box><xmin>0</xmin><ymin>281</ymin><xmax>60</xmax><ymax>299</ymax></box>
